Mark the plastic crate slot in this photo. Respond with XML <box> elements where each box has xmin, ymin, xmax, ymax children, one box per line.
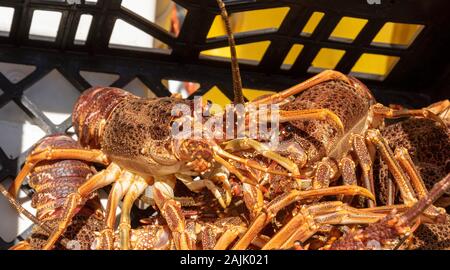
<box><xmin>0</xmin><ymin>62</ymin><xmax>36</xmax><ymax>84</ymax></box>
<box><xmin>202</xmin><ymin>86</ymin><xmax>231</xmax><ymax>111</ymax></box>
<box><xmin>29</xmin><ymin>10</ymin><xmax>62</xmax><ymax>42</ymax></box>
<box><xmin>200</xmin><ymin>41</ymin><xmax>271</xmax><ymax>65</ymax></box>
<box><xmin>0</xmin><ymin>102</ymin><xmax>45</xmax><ymax>159</ymax></box>
<box><xmin>79</xmin><ymin>71</ymin><xmax>120</xmax><ymax>87</ymax></box>
<box><xmin>300</xmin><ymin>12</ymin><xmax>325</xmax><ymax>37</ymax></box>
<box><xmin>74</xmin><ymin>14</ymin><xmax>93</xmax><ymax>45</ymax></box>
<box><xmin>121</xmin><ymin>0</ymin><xmax>181</xmax><ymax>38</ymax></box>
<box><xmin>350</xmin><ymin>53</ymin><xmax>400</xmax><ymax>81</ymax></box>
<box><xmin>309</xmin><ymin>48</ymin><xmax>346</xmax><ymax>71</ymax></box>
<box><xmin>328</xmin><ymin>17</ymin><xmax>368</xmax><ymax>43</ymax></box>
<box><xmin>0</xmin><ymin>6</ymin><xmax>14</xmax><ymax>37</ymax></box>
<box><xmin>66</xmin><ymin>126</ymin><xmax>78</xmax><ymax>141</ymax></box>
<box><xmin>371</xmin><ymin>22</ymin><xmax>424</xmax><ymax>49</ymax></box>
<box><xmin>24</xmin><ymin>69</ymin><xmax>80</xmax><ymax>125</ymax></box>
<box><xmin>123</xmin><ymin>78</ymin><xmax>156</xmax><ymax>98</ymax></box>
<box><xmin>243</xmin><ymin>88</ymin><xmax>277</xmax><ymax>102</ymax></box>
<box><xmin>162</xmin><ymin>79</ymin><xmax>201</xmax><ymax>99</ymax></box>
<box><xmin>280</xmin><ymin>44</ymin><xmax>304</xmax><ymax>70</ymax></box>
<box><xmin>109</xmin><ymin>19</ymin><xmax>171</xmax><ymax>52</ymax></box>
<box><xmin>0</xmin><ymin>178</ymin><xmax>37</xmax><ymax>243</ymax></box>
<box><xmin>207</xmin><ymin>7</ymin><xmax>290</xmax><ymax>39</ymax></box>
<box><xmin>173</xmin><ymin>3</ymin><xmax>187</xmax><ymax>34</ymax></box>
<box><xmin>121</xmin><ymin>0</ymin><xmax>156</xmax><ymax>21</ymax></box>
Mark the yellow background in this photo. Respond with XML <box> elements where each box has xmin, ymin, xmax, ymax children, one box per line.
<box><xmin>200</xmin><ymin>8</ymin><xmax>423</xmax><ymax>105</ymax></box>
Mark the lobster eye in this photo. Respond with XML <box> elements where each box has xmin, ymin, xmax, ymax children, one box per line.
<box><xmin>285</xmin><ymin>124</ymin><xmax>295</xmax><ymax>133</ymax></box>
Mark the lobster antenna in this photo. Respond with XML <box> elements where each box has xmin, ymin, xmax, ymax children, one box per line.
<box><xmin>215</xmin><ymin>0</ymin><xmax>244</xmax><ymax>104</ymax></box>
<box><xmin>0</xmin><ymin>184</ymin><xmax>48</xmax><ymax>231</ymax></box>
<box><xmin>400</xmin><ymin>172</ymin><xmax>450</xmax><ymax>225</ymax></box>
<box><xmin>0</xmin><ymin>184</ymin><xmax>70</xmax><ymax>247</ymax></box>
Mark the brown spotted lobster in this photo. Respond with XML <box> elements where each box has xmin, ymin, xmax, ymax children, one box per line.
<box><xmin>2</xmin><ymin>135</ymin><xmax>104</xmax><ymax>250</ymax></box>
<box><xmin>2</xmin><ymin>0</ymin><xmax>449</xmax><ymax>250</ymax></box>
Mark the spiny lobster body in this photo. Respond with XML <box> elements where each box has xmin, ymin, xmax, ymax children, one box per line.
<box><xmin>101</xmin><ymin>97</ymin><xmax>196</xmax><ymax>177</ymax></box>
<box><xmin>280</xmin><ymin>78</ymin><xmax>375</xmax><ymax>165</ymax></box>
<box><xmin>29</xmin><ymin>135</ymin><xmax>97</xmax><ymax>220</ymax></box>
<box><xmin>12</xmin><ymin>135</ymin><xmax>104</xmax><ymax>250</ymax></box>
<box><xmin>377</xmin><ymin>118</ymin><xmax>450</xmax><ymax>205</ymax></box>
<box><xmin>3</xmin><ymin>0</ymin><xmax>449</xmax><ymax>250</ymax></box>
<box><xmin>73</xmin><ymin>87</ymin><xmax>216</xmax><ymax>177</ymax></box>
<box><xmin>329</xmin><ymin>172</ymin><xmax>450</xmax><ymax>250</ymax></box>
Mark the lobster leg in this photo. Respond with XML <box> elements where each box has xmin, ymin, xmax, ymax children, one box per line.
<box><xmin>176</xmin><ymin>166</ymin><xmax>233</xmax><ymax>209</ymax></box>
<box><xmin>394</xmin><ymin>147</ymin><xmax>445</xmax><ymax>222</ymax></box>
<box><xmin>97</xmin><ymin>171</ymin><xmax>135</xmax><ymax>250</ymax></box>
<box><xmin>426</xmin><ymin>99</ymin><xmax>449</xmax><ymax>113</ymax></box>
<box><xmin>119</xmin><ymin>175</ymin><xmax>151</xmax><ymax>250</ymax></box>
<box><xmin>209</xmin><ymin>166</ymin><xmax>232</xmax><ymax>207</ymax></box>
<box><xmin>243</xmin><ymin>108</ymin><xmax>344</xmax><ymax>137</ymax></box>
<box><xmin>263</xmin><ymin>201</ymin><xmax>385</xmax><ymax>250</ymax></box>
<box><xmin>242</xmin><ymin>182</ymin><xmax>265</xmax><ymax>219</ymax></box>
<box><xmin>427</xmin><ymin>99</ymin><xmax>449</xmax><ymax>125</ymax></box>
<box><xmin>213</xmin><ymin>154</ymin><xmax>266</xmax><ymax>217</ymax></box>
<box><xmin>232</xmin><ymin>211</ymin><xmax>267</xmax><ymax>250</ymax></box>
<box><xmin>232</xmin><ymin>186</ymin><xmax>375</xmax><ymax>250</ymax></box>
<box><xmin>339</xmin><ymin>155</ymin><xmax>358</xmax><ymax>204</ymax></box>
<box><xmin>394</xmin><ymin>147</ymin><xmax>427</xmax><ymax>198</ymax></box>
<box><xmin>153</xmin><ymin>177</ymin><xmax>193</xmax><ymax>250</ymax></box>
<box><xmin>223</xmin><ymin>138</ymin><xmax>301</xmax><ymax>174</ymax></box>
<box><xmin>1</xmin><ymin>183</ymin><xmax>72</xmax><ymax>249</ymax></box>
<box><xmin>205</xmin><ymin>179</ymin><xmax>232</xmax><ymax>208</ymax></box>
<box><xmin>9</xmin><ymin>148</ymin><xmax>108</xmax><ymax>198</ymax></box>
<box><xmin>215</xmin><ymin>148</ymin><xmax>301</xmax><ymax>179</ymax></box>
<box><xmin>222</xmin><ymin>138</ymin><xmax>302</xmax><ymax>212</ymax></box>
<box><xmin>352</xmin><ymin>134</ymin><xmax>377</xmax><ymax>207</ymax></box>
<box><xmin>175</xmin><ymin>174</ymin><xmax>209</xmax><ymax>192</ymax></box>
<box><xmin>370</xmin><ymin>103</ymin><xmax>446</xmax><ymax>128</ymax></box>
<box><xmin>178</xmin><ymin>177</ymin><xmax>231</xmax><ymax>209</ymax></box>
<box><xmin>313</xmin><ymin>158</ymin><xmax>338</xmax><ymax>190</ymax></box>
<box><xmin>364</xmin><ymin>129</ymin><xmax>444</xmax><ymax>216</ymax></box>
<box><xmin>213</xmin><ymin>154</ymin><xmax>258</xmax><ymax>185</ymax></box>
<box><xmin>42</xmin><ymin>163</ymin><xmax>122</xmax><ymax>250</ymax></box>
<box><xmin>262</xmin><ymin>207</ymin><xmax>313</xmax><ymax>250</ymax></box>
<box><xmin>214</xmin><ymin>226</ymin><xmax>247</xmax><ymax>250</ymax></box>
<box><xmin>9</xmin><ymin>241</ymin><xmax>33</xmax><ymax>250</ymax></box>
<box><xmin>329</xmin><ymin>173</ymin><xmax>450</xmax><ymax>250</ymax></box>
<box><xmin>365</xmin><ymin>129</ymin><xmax>417</xmax><ymax>205</ymax></box>
<box><xmin>250</xmin><ymin>70</ymin><xmax>350</xmax><ymax>105</ymax></box>
<box><xmin>278</xmin><ymin>109</ymin><xmax>345</xmax><ymax>133</ymax></box>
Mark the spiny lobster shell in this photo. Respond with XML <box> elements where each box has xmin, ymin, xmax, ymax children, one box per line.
<box><xmin>28</xmin><ymin>209</ymin><xmax>104</xmax><ymax>250</ymax></box>
<box><xmin>408</xmin><ymin>213</ymin><xmax>450</xmax><ymax>250</ymax></box>
<box><xmin>376</xmin><ymin>118</ymin><xmax>450</xmax><ymax>205</ymax></box>
<box><xmin>25</xmin><ymin>134</ymin><xmax>105</xmax><ymax>249</ymax></box>
<box><xmin>72</xmin><ymin>87</ymin><xmax>137</xmax><ymax>149</ymax></box>
<box><xmin>279</xmin><ymin>79</ymin><xmax>374</xmax><ymax>165</ymax></box>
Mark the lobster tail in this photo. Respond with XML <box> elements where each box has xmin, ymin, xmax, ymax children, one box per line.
<box><xmin>72</xmin><ymin>87</ymin><xmax>137</xmax><ymax>149</ymax></box>
<box><xmin>28</xmin><ymin>135</ymin><xmax>96</xmax><ymax>221</ymax></box>
<box><xmin>25</xmin><ymin>135</ymin><xmax>105</xmax><ymax>249</ymax></box>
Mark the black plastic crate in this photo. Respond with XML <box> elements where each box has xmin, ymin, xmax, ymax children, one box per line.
<box><xmin>0</xmin><ymin>0</ymin><xmax>449</xmax><ymax>249</ymax></box>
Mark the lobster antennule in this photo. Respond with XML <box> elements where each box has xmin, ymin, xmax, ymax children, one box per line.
<box><xmin>215</xmin><ymin>0</ymin><xmax>244</xmax><ymax>105</ymax></box>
